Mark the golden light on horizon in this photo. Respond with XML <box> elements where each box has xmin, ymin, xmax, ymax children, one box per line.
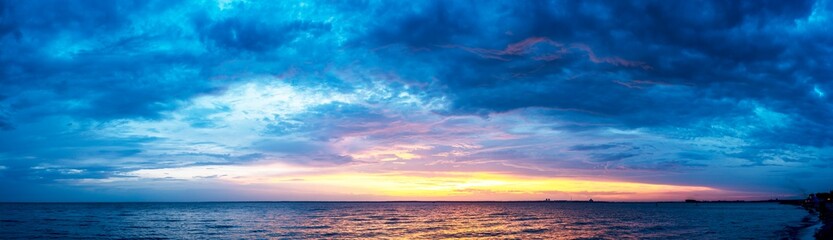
<box><xmin>265</xmin><ymin>172</ymin><xmax>720</xmax><ymax>200</ymax></box>
<box><xmin>122</xmin><ymin>165</ymin><xmax>729</xmax><ymax>201</ymax></box>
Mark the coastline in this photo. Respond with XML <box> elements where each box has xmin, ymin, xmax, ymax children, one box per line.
<box><xmin>790</xmin><ymin>193</ymin><xmax>833</xmax><ymax>240</ymax></box>
<box><xmin>797</xmin><ymin>216</ymin><xmax>823</xmax><ymax>240</ymax></box>
<box><xmin>779</xmin><ymin>191</ymin><xmax>833</xmax><ymax>240</ymax></box>
<box><xmin>816</xmin><ymin>211</ymin><xmax>833</xmax><ymax>239</ymax></box>
<box><xmin>813</xmin><ymin>203</ymin><xmax>833</xmax><ymax>239</ymax></box>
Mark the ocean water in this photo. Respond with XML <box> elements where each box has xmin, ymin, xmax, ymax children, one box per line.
<box><xmin>0</xmin><ymin>202</ymin><xmax>814</xmax><ymax>239</ymax></box>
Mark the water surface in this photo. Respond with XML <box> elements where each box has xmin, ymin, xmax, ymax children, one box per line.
<box><xmin>0</xmin><ymin>202</ymin><xmax>812</xmax><ymax>239</ymax></box>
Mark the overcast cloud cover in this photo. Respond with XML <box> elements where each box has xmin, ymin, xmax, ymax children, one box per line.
<box><xmin>1</xmin><ymin>0</ymin><xmax>831</xmax><ymax>201</ymax></box>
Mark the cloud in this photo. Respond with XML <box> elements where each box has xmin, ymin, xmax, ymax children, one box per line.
<box><xmin>0</xmin><ymin>0</ymin><xmax>831</xmax><ymax>201</ymax></box>
<box><xmin>360</xmin><ymin>1</ymin><xmax>477</xmax><ymax>48</ymax></box>
<box><xmin>196</xmin><ymin>15</ymin><xmax>331</xmax><ymax>52</ymax></box>
<box><xmin>569</xmin><ymin>144</ymin><xmax>619</xmax><ymax>151</ymax></box>
<box><xmin>354</xmin><ymin>0</ymin><xmax>831</xmax><ymax>144</ymax></box>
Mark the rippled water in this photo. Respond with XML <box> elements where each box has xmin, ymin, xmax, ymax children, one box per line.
<box><xmin>0</xmin><ymin>202</ymin><xmax>812</xmax><ymax>239</ymax></box>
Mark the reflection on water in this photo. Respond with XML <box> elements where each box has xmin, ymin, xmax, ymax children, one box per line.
<box><xmin>0</xmin><ymin>202</ymin><xmax>809</xmax><ymax>239</ymax></box>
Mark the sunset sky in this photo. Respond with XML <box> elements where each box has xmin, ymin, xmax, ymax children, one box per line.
<box><xmin>1</xmin><ymin>0</ymin><xmax>831</xmax><ymax>201</ymax></box>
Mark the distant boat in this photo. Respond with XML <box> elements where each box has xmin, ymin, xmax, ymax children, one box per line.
<box><xmin>685</xmin><ymin>199</ymin><xmax>700</xmax><ymax>203</ymax></box>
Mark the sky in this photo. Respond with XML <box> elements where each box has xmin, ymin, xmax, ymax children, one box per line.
<box><xmin>0</xmin><ymin>0</ymin><xmax>831</xmax><ymax>202</ymax></box>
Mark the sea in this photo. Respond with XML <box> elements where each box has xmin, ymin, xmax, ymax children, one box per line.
<box><xmin>0</xmin><ymin>202</ymin><xmax>819</xmax><ymax>239</ymax></box>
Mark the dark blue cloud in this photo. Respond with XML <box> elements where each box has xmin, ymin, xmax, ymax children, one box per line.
<box><xmin>361</xmin><ymin>1</ymin><xmax>477</xmax><ymax>48</ymax></box>
<box><xmin>196</xmin><ymin>14</ymin><xmax>331</xmax><ymax>52</ymax></box>
<box><xmin>0</xmin><ymin>0</ymin><xmax>224</xmax><ymax>124</ymax></box>
<box><xmin>569</xmin><ymin>144</ymin><xmax>619</xmax><ymax>151</ymax></box>
<box><xmin>357</xmin><ymin>0</ymin><xmax>832</xmax><ymax>148</ymax></box>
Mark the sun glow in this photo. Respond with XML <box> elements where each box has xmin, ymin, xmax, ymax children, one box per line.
<box><xmin>260</xmin><ymin>172</ymin><xmax>720</xmax><ymax>200</ymax></box>
<box><xmin>119</xmin><ymin>165</ymin><xmax>726</xmax><ymax>201</ymax></box>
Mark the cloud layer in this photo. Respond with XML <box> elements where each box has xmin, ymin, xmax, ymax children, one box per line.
<box><xmin>0</xmin><ymin>0</ymin><xmax>831</xmax><ymax>201</ymax></box>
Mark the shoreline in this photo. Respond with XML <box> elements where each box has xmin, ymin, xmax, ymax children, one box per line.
<box><xmin>794</xmin><ymin>213</ymin><xmax>823</xmax><ymax>240</ymax></box>
<box><xmin>800</xmin><ymin>221</ymin><xmax>823</xmax><ymax>240</ymax></box>
<box><xmin>816</xmin><ymin>217</ymin><xmax>833</xmax><ymax>240</ymax></box>
<box><xmin>811</xmin><ymin>203</ymin><xmax>833</xmax><ymax>239</ymax></box>
<box><xmin>786</xmin><ymin>192</ymin><xmax>833</xmax><ymax>240</ymax></box>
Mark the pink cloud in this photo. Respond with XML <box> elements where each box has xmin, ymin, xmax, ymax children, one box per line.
<box><xmin>448</xmin><ymin>37</ymin><xmax>652</xmax><ymax>70</ymax></box>
<box><xmin>443</xmin><ymin>37</ymin><xmax>566</xmax><ymax>61</ymax></box>
<box><xmin>570</xmin><ymin>43</ymin><xmax>652</xmax><ymax>70</ymax></box>
<box><xmin>613</xmin><ymin>80</ymin><xmax>689</xmax><ymax>89</ymax></box>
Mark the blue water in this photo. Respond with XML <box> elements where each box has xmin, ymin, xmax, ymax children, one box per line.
<box><xmin>0</xmin><ymin>202</ymin><xmax>813</xmax><ymax>239</ymax></box>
